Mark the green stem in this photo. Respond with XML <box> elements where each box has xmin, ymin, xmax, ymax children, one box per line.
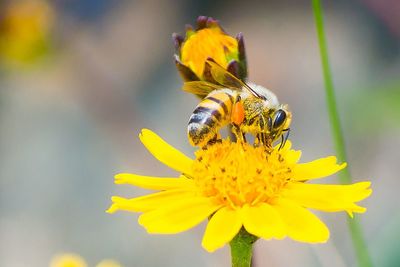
<box><xmin>311</xmin><ymin>1</ymin><xmax>373</xmax><ymax>267</ymax></box>
<box><xmin>230</xmin><ymin>228</ymin><xmax>258</xmax><ymax>267</ymax></box>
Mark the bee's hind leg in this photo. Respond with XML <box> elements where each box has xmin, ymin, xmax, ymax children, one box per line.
<box><xmin>230</xmin><ymin>124</ymin><xmax>245</xmax><ymax>144</ymax></box>
<box><xmin>205</xmin><ymin>133</ymin><xmax>222</xmax><ymax>147</ymax></box>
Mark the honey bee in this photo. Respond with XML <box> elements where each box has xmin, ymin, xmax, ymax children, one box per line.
<box><xmin>185</xmin><ymin>59</ymin><xmax>291</xmax><ymax>148</ymax></box>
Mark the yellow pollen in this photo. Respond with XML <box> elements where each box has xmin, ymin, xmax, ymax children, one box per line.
<box><xmin>192</xmin><ymin>140</ymin><xmax>293</xmax><ymax>209</ymax></box>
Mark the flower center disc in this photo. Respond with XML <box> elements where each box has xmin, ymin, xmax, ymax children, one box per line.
<box><xmin>192</xmin><ymin>140</ymin><xmax>293</xmax><ymax>208</ymax></box>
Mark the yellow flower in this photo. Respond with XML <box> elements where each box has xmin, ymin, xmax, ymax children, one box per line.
<box><xmin>96</xmin><ymin>259</ymin><xmax>122</xmax><ymax>267</ymax></box>
<box><xmin>49</xmin><ymin>254</ymin><xmax>122</xmax><ymax>267</ymax></box>
<box><xmin>108</xmin><ymin>129</ymin><xmax>371</xmax><ymax>252</ymax></box>
<box><xmin>0</xmin><ymin>0</ymin><xmax>54</xmax><ymax>67</ymax></box>
<box><xmin>173</xmin><ymin>16</ymin><xmax>247</xmax><ymax>81</ymax></box>
<box><xmin>49</xmin><ymin>254</ymin><xmax>87</xmax><ymax>267</ymax></box>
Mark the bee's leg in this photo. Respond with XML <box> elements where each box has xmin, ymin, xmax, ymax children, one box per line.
<box><xmin>205</xmin><ymin>133</ymin><xmax>222</xmax><ymax>148</ymax></box>
<box><xmin>231</xmin><ymin>95</ymin><xmax>245</xmax><ymax>144</ymax></box>
<box><xmin>280</xmin><ymin>128</ymin><xmax>290</xmax><ymax>149</ymax></box>
<box><xmin>265</xmin><ymin>134</ymin><xmax>271</xmax><ymax>147</ymax></box>
<box><xmin>259</xmin><ymin>133</ymin><xmax>263</xmax><ymax>145</ymax></box>
<box><xmin>254</xmin><ymin>134</ymin><xmax>261</xmax><ymax>146</ymax></box>
<box><xmin>278</xmin><ymin>134</ymin><xmax>285</xmax><ymax>150</ymax></box>
<box><xmin>260</xmin><ymin>133</ymin><xmax>265</xmax><ymax>146</ymax></box>
<box><xmin>214</xmin><ymin>131</ymin><xmax>222</xmax><ymax>142</ymax></box>
<box><xmin>207</xmin><ymin>136</ymin><xmax>218</xmax><ymax>146</ymax></box>
<box><xmin>230</xmin><ymin>124</ymin><xmax>246</xmax><ymax>145</ymax></box>
<box><xmin>233</xmin><ymin>125</ymin><xmax>244</xmax><ymax>143</ymax></box>
<box><xmin>262</xmin><ymin>133</ymin><xmax>274</xmax><ymax>148</ymax></box>
<box><xmin>256</xmin><ymin>133</ymin><xmax>267</xmax><ymax>147</ymax></box>
<box><xmin>227</xmin><ymin>125</ymin><xmax>237</xmax><ymax>142</ymax></box>
<box><xmin>258</xmin><ymin>115</ymin><xmax>272</xmax><ymax>147</ymax></box>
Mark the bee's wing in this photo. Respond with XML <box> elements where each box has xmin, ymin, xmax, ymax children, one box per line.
<box><xmin>182</xmin><ymin>81</ymin><xmax>222</xmax><ymax>98</ymax></box>
<box><xmin>205</xmin><ymin>59</ymin><xmax>243</xmax><ymax>89</ymax></box>
<box><xmin>205</xmin><ymin>59</ymin><xmax>262</xmax><ymax>98</ymax></box>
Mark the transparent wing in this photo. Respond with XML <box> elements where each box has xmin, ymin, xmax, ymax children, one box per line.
<box><xmin>205</xmin><ymin>59</ymin><xmax>243</xmax><ymax>89</ymax></box>
<box><xmin>205</xmin><ymin>59</ymin><xmax>261</xmax><ymax>98</ymax></box>
<box><xmin>182</xmin><ymin>81</ymin><xmax>222</xmax><ymax>98</ymax></box>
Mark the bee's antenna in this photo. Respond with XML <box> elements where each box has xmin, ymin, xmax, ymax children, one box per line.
<box><xmin>243</xmin><ymin>81</ymin><xmax>263</xmax><ymax>99</ymax></box>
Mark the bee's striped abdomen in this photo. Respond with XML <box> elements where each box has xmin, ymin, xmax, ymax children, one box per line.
<box><xmin>188</xmin><ymin>91</ymin><xmax>235</xmax><ymax>146</ymax></box>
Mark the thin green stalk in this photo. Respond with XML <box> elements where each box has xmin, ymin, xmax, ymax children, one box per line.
<box><xmin>230</xmin><ymin>228</ymin><xmax>258</xmax><ymax>267</ymax></box>
<box><xmin>311</xmin><ymin>1</ymin><xmax>373</xmax><ymax>267</ymax></box>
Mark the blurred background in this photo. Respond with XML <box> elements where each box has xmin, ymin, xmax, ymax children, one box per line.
<box><xmin>0</xmin><ymin>0</ymin><xmax>398</xmax><ymax>266</ymax></box>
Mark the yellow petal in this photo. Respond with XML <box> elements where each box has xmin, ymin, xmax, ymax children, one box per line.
<box><xmin>139</xmin><ymin>129</ymin><xmax>193</xmax><ymax>175</ymax></box>
<box><xmin>285</xmin><ymin>149</ymin><xmax>302</xmax><ymax>164</ymax></box>
<box><xmin>274</xmin><ymin>199</ymin><xmax>330</xmax><ymax>243</ymax></box>
<box><xmin>273</xmin><ymin>140</ymin><xmax>301</xmax><ymax>164</ymax></box>
<box><xmin>293</xmin><ymin>156</ymin><xmax>347</xmax><ymax>181</ymax></box>
<box><xmin>114</xmin><ymin>173</ymin><xmax>194</xmax><ymax>190</ymax></box>
<box><xmin>283</xmin><ymin>182</ymin><xmax>371</xmax><ymax>215</ymax></box>
<box><xmin>241</xmin><ymin>204</ymin><xmax>286</xmax><ymax>240</ymax></box>
<box><xmin>138</xmin><ymin>197</ymin><xmax>221</xmax><ymax>234</ymax></box>
<box><xmin>106</xmin><ymin>188</ymin><xmax>196</xmax><ymax>213</ymax></box>
<box><xmin>202</xmin><ymin>207</ymin><xmax>242</xmax><ymax>252</ymax></box>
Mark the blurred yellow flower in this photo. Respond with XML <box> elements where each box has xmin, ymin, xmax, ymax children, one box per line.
<box><xmin>49</xmin><ymin>254</ymin><xmax>87</xmax><ymax>267</ymax></box>
<box><xmin>50</xmin><ymin>254</ymin><xmax>122</xmax><ymax>267</ymax></box>
<box><xmin>0</xmin><ymin>0</ymin><xmax>54</xmax><ymax>67</ymax></box>
<box><xmin>96</xmin><ymin>259</ymin><xmax>122</xmax><ymax>267</ymax></box>
<box><xmin>173</xmin><ymin>16</ymin><xmax>247</xmax><ymax>81</ymax></box>
<box><xmin>108</xmin><ymin>129</ymin><xmax>372</xmax><ymax>252</ymax></box>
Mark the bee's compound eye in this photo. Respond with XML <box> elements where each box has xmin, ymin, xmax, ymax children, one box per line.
<box><xmin>273</xmin><ymin>109</ymin><xmax>286</xmax><ymax>128</ymax></box>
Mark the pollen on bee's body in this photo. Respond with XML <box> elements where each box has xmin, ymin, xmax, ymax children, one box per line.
<box><xmin>191</xmin><ymin>140</ymin><xmax>295</xmax><ymax>208</ymax></box>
